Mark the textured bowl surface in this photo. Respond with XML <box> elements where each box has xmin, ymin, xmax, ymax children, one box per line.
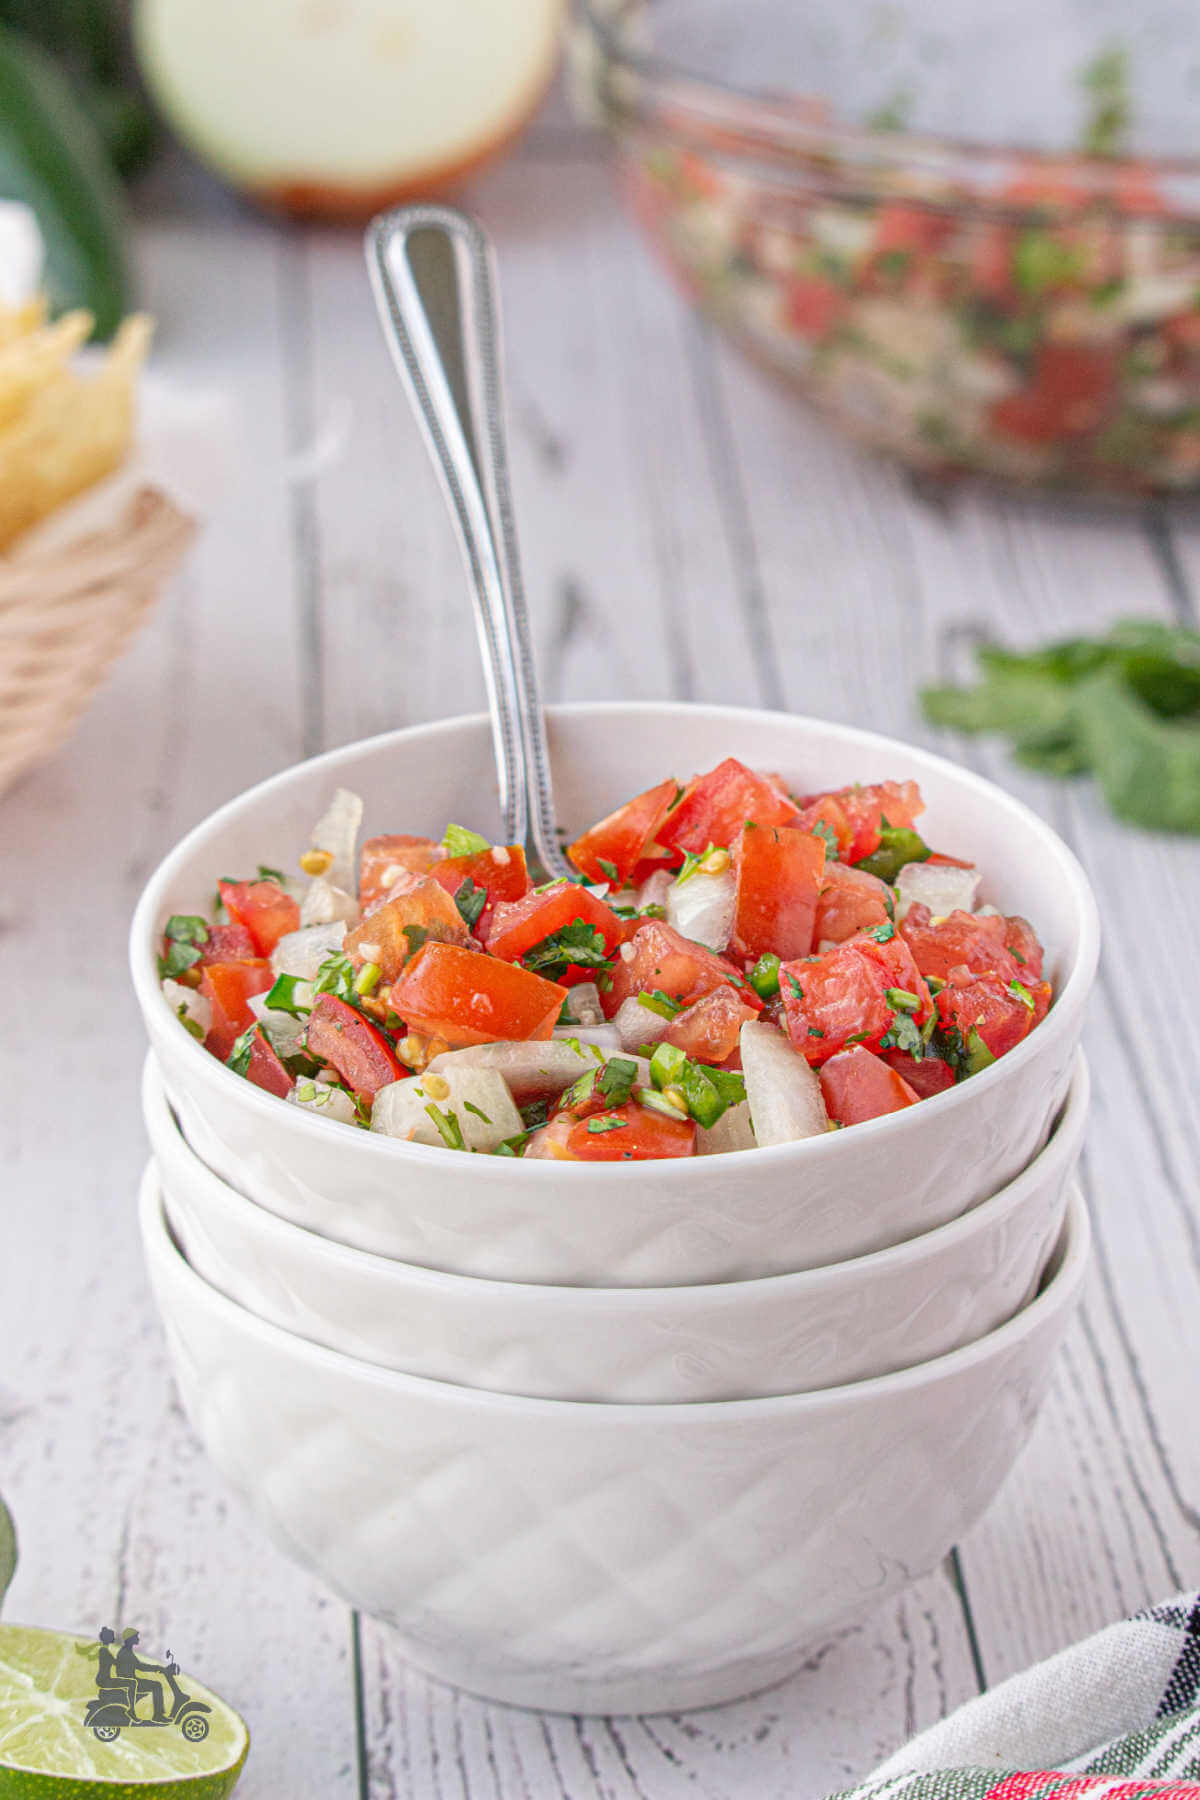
<box><xmin>141</xmin><ymin>1167</ymin><xmax>1090</xmax><ymax>1715</ymax></box>
<box><xmin>146</xmin><ymin>1051</ymin><xmax>1087</xmax><ymax>1403</ymax></box>
<box><xmin>131</xmin><ymin>704</ymin><xmax>1099</xmax><ymax>1285</ymax></box>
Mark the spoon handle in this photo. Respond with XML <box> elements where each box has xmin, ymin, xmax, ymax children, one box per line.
<box><xmin>365</xmin><ymin>204</ymin><xmax>570</xmax><ymax>883</ymax></box>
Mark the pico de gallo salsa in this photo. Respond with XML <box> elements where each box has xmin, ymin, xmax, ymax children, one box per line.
<box><xmin>159</xmin><ymin>759</ymin><xmax>1052</xmax><ymax>1161</ymax></box>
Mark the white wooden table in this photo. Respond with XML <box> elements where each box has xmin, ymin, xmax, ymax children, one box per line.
<box><xmin>4</xmin><ymin>103</ymin><xmax>1200</xmax><ymax>1800</ymax></box>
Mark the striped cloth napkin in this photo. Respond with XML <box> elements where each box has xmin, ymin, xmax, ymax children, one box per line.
<box><xmin>836</xmin><ymin>1596</ymin><xmax>1200</xmax><ymax>1800</ymax></box>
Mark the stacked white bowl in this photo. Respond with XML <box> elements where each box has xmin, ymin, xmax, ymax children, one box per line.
<box><xmin>131</xmin><ymin>704</ymin><xmax>1100</xmax><ymax>1716</ymax></box>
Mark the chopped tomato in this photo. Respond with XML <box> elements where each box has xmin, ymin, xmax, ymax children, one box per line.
<box><xmin>880</xmin><ymin>1048</ymin><xmax>957</xmax><ymax>1099</ymax></box>
<box><xmin>784</xmin><ymin>276</ymin><xmax>846</xmax><ymax>340</ymax></box>
<box><xmin>794</xmin><ymin>780</ymin><xmax>923</xmax><ymax>863</ymax></box>
<box><xmin>872</xmin><ymin>202</ymin><xmax>954</xmax><ymax>257</ymax></box>
<box><xmin>241</xmin><ymin>1026</ymin><xmax>292</xmax><ymax>1099</ymax></box>
<box><xmin>1004</xmin><ymin>915</ymin><xmax>1045</xmax><ymax>981</ymax></box>
<box><xmin>779</xmin><ymin>930</ymin><xmax>933</xmax><ymax>1065</ymax></box>
<box><xmin>731</xmin><ymin>821</ymin><xmax>825</xmax><ymax>961</ymax></box>
<box><xmin>198</xmin><ymin>921</ymin><xmax>258</xmax><ymax>964</ymax></box>
<box><xmin>566</xmin><ymin>1101</ymin><xmax>697</xmax><ymax>1161</ymax></box>
<box><xmin>603</xmin><ymin>919</ymin><xmax>760</xmax><ymax>1019</ymax></box>
<box><xmin>346</xmin><ymin>874</ymin><xmax>469</xmax><ymax>981</ymax></box>
<box><xmin>428</xmin><ymin>845</ymin><xmax>530</xmax><ymax>919</ymax></box>
<box><xmin>901</xmin><ymin>905</ymin><xmax>1024</xmax><ymax>985</ymax></box>
<box><xmin>568</xmin><ymin>778</ymin><xmax>680</xmax><ymax>885</ymax></box>
<box><xmin>657</xmin><ymin>757</ymin><xmax>798</xmax><ymax>857</ymax></box>
<box><xmin>200</xmin><ymin>959</ymin><xmax>273</xmax><ymax>1059</ymax></box>
<box><xmin>663</xmin><ymin>983</ymin><xmax>757</xmax><ymax>1063</ymax></box>
<box><xmin>485</xmin><ymin>883</ymin><xmax>628</xmax><ymax>979</ymax></box>
<box><xmin>813</xmin><ymin>862</ymin><xmax>893</xmax><ymax>946</ymax></box>
<box><xmin>991</xmin><ymin>344</ymin><xmax>1117</xmax><ymax>444</ymax></box>
<box><xmin>391</xmin><ymin>942</ymin><xmax>567</xmax><ymax>1047</ymax></box>
<box><xmin>359</xmin><ymin>834</ymin><xmax>443</xmax><ymax>907</ymax></box>
<box><xmin>217</xmin><ymin>879</ymin><xmax>300</xmax><ymax>957</ymax></box>
<box><xmin>936</xmin><ymin>972</ymin><xmax>1052</xmax><ymax>1060</ymax></box>
<box><xmin>819</xmin><ymin>1045</ymin><xmax>920</xmax><ymax>1125</ymax></box>
<box><xmin>304</xmin><ymin>993</ymin><xmax>405</xmax><ymax>1102</ymax></box>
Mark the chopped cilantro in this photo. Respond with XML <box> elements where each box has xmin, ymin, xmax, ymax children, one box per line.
<box><xmin>1011</xmin><ymin>946</ymin><xmax>1027</xmax><ymax>965</ymax></box>
<box><xmin>637</xmin><ymin>988</ymin><xmax>682</xmax><ymax>1019</ymax></box>
<box><xmin>808</xmin><ymin>1026</ymin><xmax>825</xmax><ymax>1038</ymax></box>
<box><xmin>425</xmin><ymin>1102</ymin><xmax>466</xmax><ymax>1150</ymax></box>
<box><xmin>811</xmin><ymin>819</ymin><xmax>840</xmax><ymax>860</ymax></box>
<box><xmin>587</xmin><ymin>1114</ymin><xmax>629</xmax><ymax>1134</ymax></box>
<box><xmin>158</xmin><ymin>914</ymin><xmax>210</xmax><ymax>979</ymax></box>
<box><xmin>264</xmin><ymin>973</ymin><xmax>313</xmax><ymax>1018</ymax></box>
<box><xmin>881</xmin><ymin>1013</ymin><xmax>924</xmax><ymax>1057</ymax></box>
<box><xmin>257</xmin><ymin>864</ymin><xmax>287</xmax><ymax>884</ymax></box>
<box><xmin>597</xmin><ymin>858</ymin><xmax>620</xmax><ymax>883</ymax></box>
<box><xmin>402</xmin><ymin>924</ymin><xmax>429</xmax><ymax>959</ymax></box>
<box><xmin>1009</xmin><ymin>979</ymin><xmax>1036</xmax><ymax>1012</ymax></box>
<box><xmin>442</xmin><ymin>824</ymin><xmax>491</xmax><ymax>857</ymax></box>
<box><xmin>870</xmin><ymin>921</ymin><xmax>897</xmax><ymax>943</ymax></box>
<box><xmin>454</xmin><ymin>878</ymin><xmax>487</xmax><ymax>930</ymax></box>
<box><xmin>844</xmin><ymin>1031</ymin><xmax>871</xmax><ymax>1046</ymax></box>
<box><xmin>784</xmin><ymin>971</ymin><xmax>805</xmax><ymax>1001</ymax></box>
<box><xmin>522</xmin><ymin>919</ymin><xmax>613</xmax><ymax>982</ymax></box>
<box><xmin>597</xmin><ymin>1056</ymin><xmax>638</xmax><ymax>1106</ymax></box>
<box><xmin>313</xmin><ymin>952</ymin><xmax>357</xmax><ymax>1003</ymax></box>
<box><xmin>462</xmin><ymin>1100</ymin><xmax>493</xmax><ymax>1124</ymax></box>
<box><xmin>225</xmin><ymin>1026</ymin><xmax>257</xmax><ymax>1077</ymax></box>
<box><xmin>676</xmin><ymin>843</ymin><xmax>717</xmax><ymax>886</ymax></box>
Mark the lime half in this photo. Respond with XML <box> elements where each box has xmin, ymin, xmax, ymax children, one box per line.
<box><xmin>0</xmin><ymin>1624</ymin><xmax>248</xmax><ymax>1799</ymax></box>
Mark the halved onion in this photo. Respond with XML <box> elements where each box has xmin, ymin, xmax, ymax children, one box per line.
<box><xmin>740</xmin><ymin>1020</ymin><xmax>828</xmax><ymax>1147</ymax></box>
<box><xmin>895</xmin><ymin>860</ymin><xmax>982</xmax><ymax>920</ymax></box>
<box><xmin>133</xmin><ymin>0</ymin><xmax>564</xmax><ymax>219</ymax></box>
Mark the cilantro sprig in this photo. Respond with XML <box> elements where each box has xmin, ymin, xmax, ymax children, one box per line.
<box><xmin>157</xmin><ymin>914</ymin><xmax>209</xmax><ymax>979</ymax></box>
<box><xmin>522</xmin><ymin>919</ymin><xmax>614</xmax><ymax>983</ymax></box>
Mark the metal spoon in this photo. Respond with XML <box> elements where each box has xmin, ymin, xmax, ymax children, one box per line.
<box><xmin>365</xmin><ymin>204</ymin><xmax>571</xmax><ymax>884</ymax></box>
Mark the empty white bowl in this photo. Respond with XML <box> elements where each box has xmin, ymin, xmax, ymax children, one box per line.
<box><xmin>145</xmin><ymin>1050</ymin><xmax>1087</xmax><ymax>1403</ymax></box>
<box><xmin>131</xmin><ymin>704</ymin><xmax>1099</xmax><ymax>1286</ymax></box>
<box><xmin>141</xmin><ymin>1164</ymin><xmax>1090</xmax><ymax>1715</ymax></box>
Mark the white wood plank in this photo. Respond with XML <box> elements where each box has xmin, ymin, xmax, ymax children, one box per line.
<box><xmin>358</xmin><ymin>1572</ymin><xmax>977</xmax><ymax>1800</ymax></box>
<box><xmin>0</xmin><ymin>217</ymin><xmax>356</xmax><ymax>1799</ymax></box>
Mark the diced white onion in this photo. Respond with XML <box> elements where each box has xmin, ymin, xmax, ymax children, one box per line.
<box><xmin>270</xmin><ymin>920</ymin><xmax>346</xmax><ymax>979</ymax></box>
<box><xmin>308</xmin><ymin>787</ymin><xmax>363</xmax><ymax>894</ymax></box>
<box><xmin>740</xmin><ymin>1020</ymin><xmax>828</xmax><ymax>1147</ymax></box>
<box><xmin>300</xmin><ymin>877</ymin><xmax>360</xmax><ymax>928</ymax></box>
<box><xmin>289</xmin><ymin>1080</ymin><xmax>360</xmax><ymax>1127</ymax></box>
<box><xmin>424</xmin><ymin>1040</ymin><xmax>603</xmax><ymax>1102</ymax></box>
<box><xmin>163</xmin><ymin>978</ymin><xmax>211</xmax><ymax>1037</ymax></box>
<box><xmin>371</xmin><ymin>1068</ymin><xmax>523</xmax><ymax>1152</ymax></box>
<box><xmin>557</xmin><ymin>981</ymin><xmax>604</xmax><ymax>1027</ymax></box>
<box><xmin>895</xmin><ymin>861</ymin><xmax>981</xmax><ymax>921</ymax></box>
<box><xmin>634</xmin><ymin>868</ymin><xmax>674</xmax><ymax>913</ymax></box>
<box><xmin>552</xmin><ymin>1021</ymin><xmax>625</xmax><ymax>1055</ymax></box>
<box><xmin>249</xmin><ymin>990</ymin><xmax>310</xmax><ymax>1058</ymax></box>
<box><xmin>611</xmin><ymin>997</ymin><xmax>671</xmax><ymax>1052</ymax></box>
<box><xmin>666</xmin><ymin>869</ymin><xmax>735</xmax><ymax>952</ymax></box>
<box><xmin>698</xmin><ymin>1101</ymin><xmax>756</xmax><ymax>1156</ymax></box>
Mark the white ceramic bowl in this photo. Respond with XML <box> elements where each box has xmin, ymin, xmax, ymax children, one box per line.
<box><xmin>141</xmin><ymin>1166</ymin><xmax>1090</xmax><ymax>1715</ymax></box>
<box><xmin>145</xmin><ymin>1050</ymin><xmax>1088</xmax><ymax>1403</ymax></box>
<box><xmin>131</xmin><ymin>704</ymin><xmax>1099</xmax><ymax>1286</ymax></box>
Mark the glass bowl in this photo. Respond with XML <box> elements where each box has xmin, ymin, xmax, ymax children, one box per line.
<box><xmin>576</xmin><ymin>0</ymin><xmax>1200</xmax><ymax>494</ymax></box>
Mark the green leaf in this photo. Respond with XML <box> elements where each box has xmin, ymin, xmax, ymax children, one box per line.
<box><xmin>0</xmin><ymin>25</ymin><xmax>130</xmax><ymax>337</ymax></box>
<box><xmin>597</xmin><ymin>1056</ymin><xmax>638</xmax><ymax>1107</ymax></box>
<box><xmin>921</xmin><ymin>620</ymin><xmax>1200</xmax><ymax>834</ymax></box>
<box><xmin>442</xmin><ymin>823</ymin><xmax>490</xmax><ymax>857</ymax></box>
<box><xmin>454</xmin><ymin>878</ymin><xmax>487</xmax><ymax>931</ymax></box>
<box><xmin>522</xmin><ymin>919</ymin><xmax>613</xmax><ymax>982</ymax></box>
<box><xmin>0</xmin><ymin>1491</ymin><xmax>16</xmax><ymax>1611</ymax></box>
<box><xmin>225</xmin><ymin>1026</ymin><xmax>256</xmax><ymax>1077</ymax></box>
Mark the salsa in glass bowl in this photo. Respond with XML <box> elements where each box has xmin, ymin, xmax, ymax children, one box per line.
<box><xmin>576</xmin><ymin>0</ymin><xmax>1200</xmax><ymax>493</ymax></box>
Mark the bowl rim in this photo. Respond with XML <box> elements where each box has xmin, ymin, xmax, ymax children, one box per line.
<box><xmin>141</xmin><ymin>1160</ymin><xmax>1090</xmax><ymax>1420</ymax></box>
<box><xmin>576</xmin><ymin>0</ymin><xmax>1200</xmax><ymax>213</ymax></box>
<box><xmin>144</xmin><ymin>1045</ymin><xmax>1088</xmax><ymax>1304</ymax></box>
<box><xmin>130</xmin><ymin>700</ymin><xmax>1101</xmax><ymax>1182</ymax></box>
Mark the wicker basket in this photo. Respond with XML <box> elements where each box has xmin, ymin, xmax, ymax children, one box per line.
<box><xmin>0</xmin><ymin>485</ymin><xmax>195</xmax><ymax>798</ymax></box>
